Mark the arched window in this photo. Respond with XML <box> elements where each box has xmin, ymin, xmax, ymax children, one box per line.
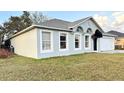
<box><xmin>77</xmin><ymin>26</ymin><xmax>83</xmax><ymax>32</ymax></box>
<box><xmin>87</xmin><ymin>28</ymin><xmax>92</xmax><ymax>33</ymax></box>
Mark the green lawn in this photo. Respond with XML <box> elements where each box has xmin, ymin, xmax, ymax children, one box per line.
<box><xmin>0</xmin><ymin>53</ymin><xmax>124</xmax><ymax>80</ymax></box>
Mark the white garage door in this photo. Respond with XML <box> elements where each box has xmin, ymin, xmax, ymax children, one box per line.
<box><xmin>99</xmin><ymin>36</ymin><xmax>114</xmax><ymax>51</ymax></box>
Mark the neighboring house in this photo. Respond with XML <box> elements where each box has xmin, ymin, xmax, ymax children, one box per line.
<box><xmin>108</xmin><ymin>31</ymin><xmax>124</xmax><ymax>49</ymax></box>
<box><xmin>9</xmin><ymin>17</ymin><xmax>116</xmax><ymax>59</ymax></box>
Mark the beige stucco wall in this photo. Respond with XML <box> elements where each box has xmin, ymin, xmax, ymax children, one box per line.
<box><xmin>11</xmin><ymin>28</ymin><xmax>38</xmax><ymax>58</ymax></box>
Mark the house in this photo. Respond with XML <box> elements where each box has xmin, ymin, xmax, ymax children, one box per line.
<box><xmin>10</xmin><ymin>17</ymin><xmax>116</xmax><ymax>59</ymax></box>
<box><xmin>108</xmin><ymin>31</ymin><xmax>124</xmax><ymax>49</ymax></box>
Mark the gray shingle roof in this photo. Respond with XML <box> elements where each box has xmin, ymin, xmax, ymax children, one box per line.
<box><xmin>41</xmin><ymin>17</ymin><xmax>91</xmax><ymax>30</ymax></box>
<box><xmin>108</xmin><ymin>30</ymin><xmax>124</xmax><ymax>37</ymax></box>
<box><xmin>103</xmin><ymin>32</ymin><xmax>117</xmax><ymax>37</ymax></box>
<box><xmin>41</xmin><ymin>18</ymin><xmax>71</xmax><ymax>30</ymax></box>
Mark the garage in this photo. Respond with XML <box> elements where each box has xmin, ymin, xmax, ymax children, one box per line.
<box><xmin>99</xmin><ymin>35</ymin><xmax>115</xmax><ymax>51</ymax></box>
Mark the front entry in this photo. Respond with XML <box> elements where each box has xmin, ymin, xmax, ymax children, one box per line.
<box><xmin>92</xmin><ymin>29</ymin><xmax>103</xmax><ymax>51</ymax></box>
<box><xmin>93</xmin><ymin>38</ymin><xmax>97</xmax><ymax>51</ymax></box>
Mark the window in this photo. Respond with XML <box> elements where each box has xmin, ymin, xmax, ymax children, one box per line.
<box><xmin>87</xmin><ymin>28</ymin><xmax>92</xmax><ymax>33</ymax></box>
<box><xmin>85</xmin><ymin>35</ymin><xmax>89</xmax><ymax>48</ymax></box>
<box><xmin>42</xmin><ymin>31</ymin><xmax>51</xmax><ymax>51</ymax></box>
<box><xmin>75</xmin><ymin>34</ymin><xmax>80</xmax><ymax>49</ymax></box>
<box><xmin>77</xmin><ymin>26</ymin><xmax>83</xmax><ymax>32</ymax></box>
<box><xmin>60</xmin><ymin>33</ymin><xmax>67</xmax><ymax>50</ymax></box>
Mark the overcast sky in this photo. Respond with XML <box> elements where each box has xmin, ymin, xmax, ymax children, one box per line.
<box><xmin>0</xmin><ymin>11</ymin><xmax>124</xmax><ymax>32</ymax></box>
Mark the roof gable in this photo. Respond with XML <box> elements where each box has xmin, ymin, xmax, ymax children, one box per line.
<box><xmin>68</xmin><ymin>17</ymin><xmax>91</xmax><ymax>28</ymax></box>
<box><xmin>69</xmin><ymin>17</ymin><xmax>104</xmax><ymax>32</ymax></box>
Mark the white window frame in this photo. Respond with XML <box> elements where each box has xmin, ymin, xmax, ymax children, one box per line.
<box><xmin>40</xmin><ymin>30</ymin><xmax>53</xmax><ymax>53</ymax></box>
<box><xmin>59</xmin><ymin>32</ymin><xmax>68</xmax><ymax>51</ymax></box>
<box><xmin>84</xmin><ymin>34</ymin><xmax>91</xmax><ymax>49</ymax></box>
<box><xmin>74</xmin><ymin>33</ymin><xmax>81</xmax><ymax>50</ymax></box>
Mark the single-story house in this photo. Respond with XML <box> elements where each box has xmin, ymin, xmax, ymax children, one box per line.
<box><xmin>10</xmin><ymin>16</ymin><xmax>116</xmax><ymax>59</ymax></box>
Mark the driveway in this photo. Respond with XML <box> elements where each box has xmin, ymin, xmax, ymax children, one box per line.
<box><xmin>101</xmin><ymin>50</ymin><xmax>124</xmax><ymax>53</ymax></box>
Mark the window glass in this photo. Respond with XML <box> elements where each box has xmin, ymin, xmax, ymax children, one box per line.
<box><xmin>75</xmin><ymin>34</ymin><xmax>80</xmax><ymax>48</ymax></box>
<box><xmin>60</xmin><ymin>33</ymin><xmax>67</xmax><ymax>49</ymax></box>
<box><xmin>85</xmin><ymin>35</ymin><xmax>89</xmax><ymax>48</ymax></box>
<box><xmin>42</xmin><ymin>32</ymin><xmax>51</xmax><ymax>50</ymax></box>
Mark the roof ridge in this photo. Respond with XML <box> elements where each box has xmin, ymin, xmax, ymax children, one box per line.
<box><xmin>71</xmin><ymin>16</ymin><xmax>91</xmax><ymax>23</ymax></box>
<box><xmin>48</xmin><ymin>18</ymin><xmax>71</xmax><ymax>23</ymax></box>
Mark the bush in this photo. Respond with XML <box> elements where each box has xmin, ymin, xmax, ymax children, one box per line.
<box><xmin>0</xmin><ymin>49</ymin><xmax>13</xmax><ymax>58</ymax></box>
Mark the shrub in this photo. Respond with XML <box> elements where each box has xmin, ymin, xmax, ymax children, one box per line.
<box><xmin>0</xmin><ymin>49</ymin><xmax>13</xmax><ymax>58</ymax></box>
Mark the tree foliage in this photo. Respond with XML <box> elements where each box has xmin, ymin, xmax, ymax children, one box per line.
<box><xmin>0</xmin><ymin>11</ymin><xmax>49</xmax><ymax>46</ymax></box>
<box><xmin>0</xmin><ymin>11</ymin><xmax>48</xmax><ymax>35</ymax></box>
<box><xmin>0</xmin><ymin>11</ymin><xmax>32</xmax><ymax>34</ymax></box>
<box><xmin>29</xmin><ymin>11</ymin><xmax>49</xmax><ymax>25</ymax></box>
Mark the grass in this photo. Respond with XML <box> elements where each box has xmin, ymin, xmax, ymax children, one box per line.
<box><xmin>0</xmin><ymin>53</ymin><xmax>124</xmax><ymax>80</ymax></box>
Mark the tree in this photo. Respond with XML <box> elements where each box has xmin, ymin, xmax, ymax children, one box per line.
<box><xmin>29</xmin><ymin>11</ymin><xmax>49</xmax><ymax>25</ymax></box>
<box><xmin>0</xmin><ymin>11</ymin><xmax>49</xmax><ymax>47</ymax></box>
<box><xmin>0</xmin><ymin>11</ymin><xmax>33</xmax><ymax>38</ymax></box>
<box><xmin>0</xmin><ymin>11</ymin><xmax>33</xmax><ymax>47</ymax></box>
<box><xmin>21</xmin><ymin>11</ymin><xmax>33</xmax><ymax>29</ymax></box>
